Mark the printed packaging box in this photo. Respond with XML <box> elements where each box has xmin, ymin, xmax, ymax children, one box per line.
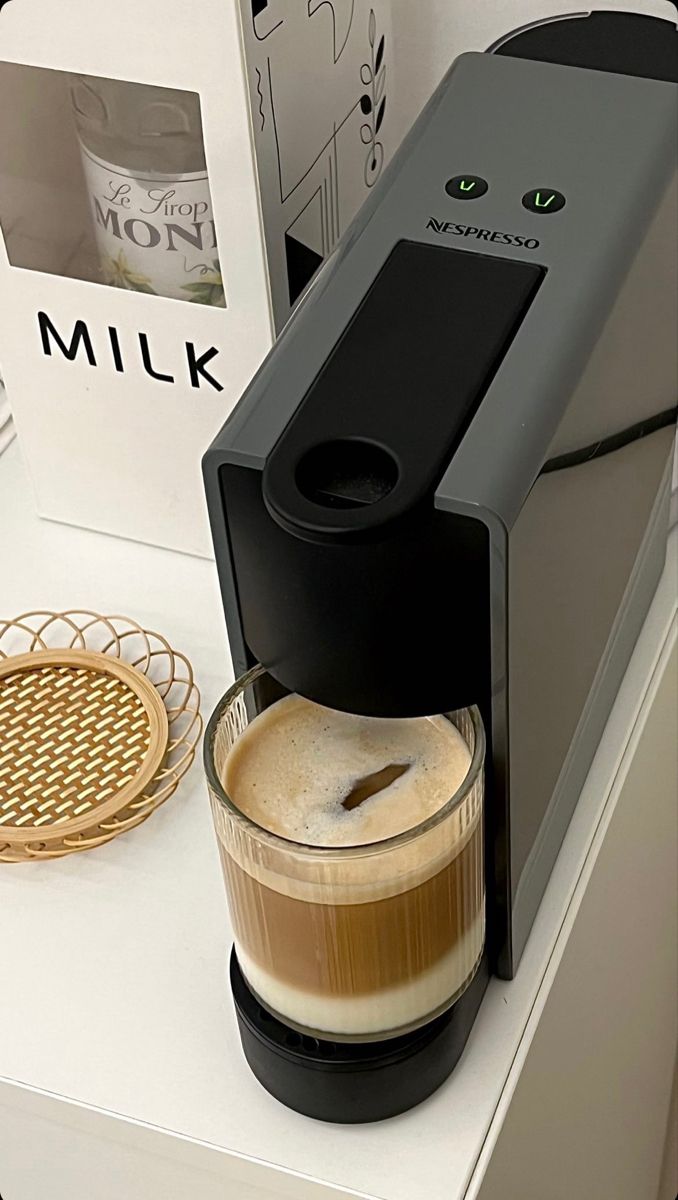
<box><xmin>3</xmin><ymin>0</ymin><xmax>663</xmax><ymax>555</ymax></box>
<box><xmin>0</xmin><ymin>0</ymin><xmax>394</xmax><ymax>555</ymax></box>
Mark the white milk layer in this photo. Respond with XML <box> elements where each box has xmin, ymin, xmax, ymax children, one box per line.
<box><xmin>236</xmin><ymin>906</ymin><xmax>485</xmax><ymax>1038</ymax></box>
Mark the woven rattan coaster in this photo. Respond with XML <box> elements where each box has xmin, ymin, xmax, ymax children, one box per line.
<box><xmin>0</xmin><ymin>612</ymin><xmax>202</xmax><ymax>862</ymax></box>
<box><xmin>0</xmin><ymin>649</ymin><xmax>169</xmax><ymax>847</ymax></box>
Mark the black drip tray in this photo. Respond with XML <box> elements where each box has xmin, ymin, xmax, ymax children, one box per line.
<box><xmin>229</xmin><ymin>948</ymin><xmax>490</xmax><ymax>1124</ymax></box>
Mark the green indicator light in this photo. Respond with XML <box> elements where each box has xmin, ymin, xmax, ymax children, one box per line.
<box><xmin>446</xmin><ymin>175</ymin><xmax>489</xmax><ymax>200</ymax></box>
<box><xmin>522</xmin><ymin>187</ymin><xmax>566</xmax><ymax>214</ymax></box>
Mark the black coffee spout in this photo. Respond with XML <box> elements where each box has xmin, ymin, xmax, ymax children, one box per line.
<box><xmin>263</xmin><ymin>241</ymin><xmax>542</xmax><ymax>549</ymax></box>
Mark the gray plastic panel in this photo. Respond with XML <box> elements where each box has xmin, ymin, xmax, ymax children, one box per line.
<box><xmin>205</xmin><ymin>52</ymin><xmax>677</xmax><ymax>531</ymax></box>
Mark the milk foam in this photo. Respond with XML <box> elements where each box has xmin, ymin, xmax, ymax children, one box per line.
<box><xmin>223</xmin><ymin>694</ymin><xmax>472</xmax><ymax>848</ymax></box>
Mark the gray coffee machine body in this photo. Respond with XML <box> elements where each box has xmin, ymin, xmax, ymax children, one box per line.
<box><xmin>204</xmin><ymin>52</ymin><xmax>677</xmax><ymax>982</ymax></box>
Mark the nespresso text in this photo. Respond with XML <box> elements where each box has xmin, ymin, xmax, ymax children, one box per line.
<box><xmin>37</xmin><ymin>312</ymin><xmax>224</xmax><ymax>392</ymax></box>
<box><xmin>427</xmin><ymin>219</ymin><xmax>540</xmax><ymax>249</ymax></box>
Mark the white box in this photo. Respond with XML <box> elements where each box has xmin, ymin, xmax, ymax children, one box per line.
<box><xmin>0</xmin><ymin>0</ymin><xmax>395</xmax><ymax>556</ymax></box>
<box><xmin>1</xmin><ymin>1</ymin><xmax>669</xmax><ymax>556</ymax></box>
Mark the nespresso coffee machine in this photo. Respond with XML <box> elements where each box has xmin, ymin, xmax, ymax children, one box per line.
<box><xmin>204</xmin><ymin>24</ymin><xmax>678</xmax><ymax>1122</ymax></box>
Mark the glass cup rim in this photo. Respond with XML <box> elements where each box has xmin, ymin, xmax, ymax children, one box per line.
<box><xmin>204</xmin><ymin>664</ymin><xmax>486</xmax><ymax>859</ymax></box>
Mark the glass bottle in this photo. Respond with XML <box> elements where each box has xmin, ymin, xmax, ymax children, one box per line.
<box><xmin>71</xmin><ymin>76</ymin><xmax>224</xmax><ymax>306</ymax></box>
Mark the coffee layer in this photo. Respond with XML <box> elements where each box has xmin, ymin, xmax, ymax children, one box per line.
<box><xmin>221</xmin><ymin>818</ymin><xmax>483</xmax><ymax>996</ymax></box>
<box><xmin>236</xmin><ymin>906</ymin><xmax>485</xmax><ymax>1038</ymax></box>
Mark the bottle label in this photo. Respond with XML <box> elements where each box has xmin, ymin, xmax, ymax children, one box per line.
<box><xmin>79</xmin><ymin>145</ymin><xmax>225</xmax><ymax>306</ymax></box>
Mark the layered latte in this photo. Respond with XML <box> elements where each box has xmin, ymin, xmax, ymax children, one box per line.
<box><xmin>213</xmin><ymin>693</ymin><xmax>484</xmax><ymax>1040</ymax></box>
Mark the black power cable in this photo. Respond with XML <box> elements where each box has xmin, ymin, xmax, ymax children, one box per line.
<box><xmin>541</xmin><ymin>406</ymin><xmax>677</xmax><ymax>475</ymax></box>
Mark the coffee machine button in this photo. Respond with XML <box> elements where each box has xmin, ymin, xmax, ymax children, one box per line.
<box><xmin>522</xmin><ymin>188</ymin><xmax>566</xmax><ymax>213</ymax></box>
<box><xmin>445</xmin><ymin>175</ymin><xmax>489</xmax><ymax>199</ymax></box>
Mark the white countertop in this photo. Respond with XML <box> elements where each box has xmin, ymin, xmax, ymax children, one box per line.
<box><xmin>1</xmin><ymin>437</ymin><xmax>676</xmax><ymax>1200</ymax></box>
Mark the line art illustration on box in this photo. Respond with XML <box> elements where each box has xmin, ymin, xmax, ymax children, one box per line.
<box><xmin>308</xmin><ymin>0</ymin><xmax>355</xmax><ymax>63</ymax></box>
<box><xmin>254</xmin><ymin>67</ymin><xmax>266</xmax><ymax>129</ymax></box>
<box><xmin>284</xmin><ymin>188</ymin><xmax>326</xmax><ymax>307</ymax></box>
<box><xmin>360</xmin><ymin>8</ymin><xmax>386</xmax><ymax>187</ymax></box>
<box><xmin>241</xmin><ymin>0</ymin><xmax>392</xmax><ymax>325</ymax></box>
<box><xmin>252</xmin><ymin>0</ymin><xmax>284</xmax><ymax>41</ymax></box>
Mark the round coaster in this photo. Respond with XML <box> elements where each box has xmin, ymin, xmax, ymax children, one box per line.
<box><xmin>0</xmin><ymin>649</ymin><xmax>169</xmax><ymax>847</ymax></box>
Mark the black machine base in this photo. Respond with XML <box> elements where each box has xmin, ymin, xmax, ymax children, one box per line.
<box><xmin>230</xmin><ymin>948</ymin><xmax>490</xmax><ymax>1123</ymax></box>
